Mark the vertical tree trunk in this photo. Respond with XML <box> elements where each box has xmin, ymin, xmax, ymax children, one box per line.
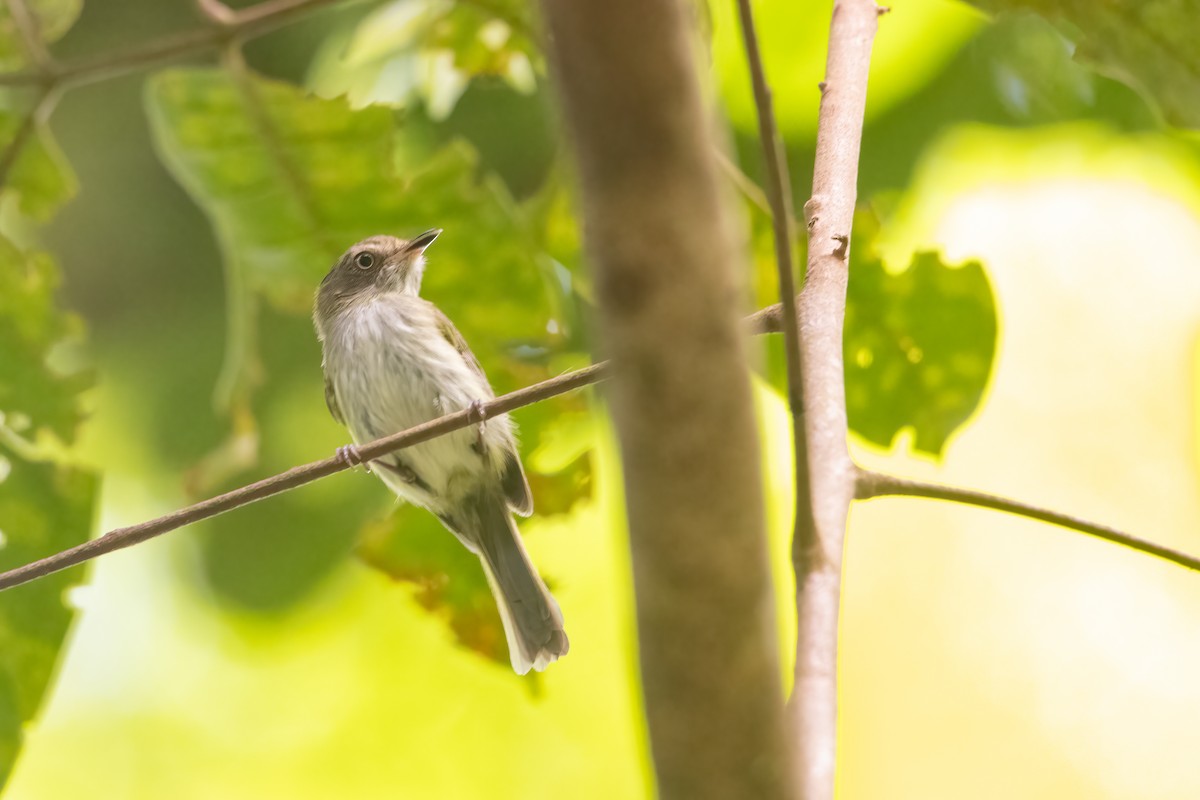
<box><xmin>540</xmin><ymin>1</ymin><xmax>793</xmax><ymax>797</ymax></box>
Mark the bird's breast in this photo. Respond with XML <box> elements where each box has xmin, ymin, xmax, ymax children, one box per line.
<box><xmin>323</xmin><ymin>298</ymin><xmax>495</xmax><ymax>501</ymax></box>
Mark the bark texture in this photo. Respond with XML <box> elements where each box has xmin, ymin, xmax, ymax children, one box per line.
<box><xmin>791</xmin><ymin>2</ymin><xmax>881</xmax><ymax>798</ymax></box>
<box><xmin>540</xmin><ymin>0</ymin><xmax>792</xmax><ymax>797</ymax></box>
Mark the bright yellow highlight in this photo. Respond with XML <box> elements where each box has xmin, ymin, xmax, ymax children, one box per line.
<box><xmin>10</xmin><ymin>125</ymin><xmax>1200</xmax><ymax>799</ymax></box>
<box><xmin>844</xmin><ymin>124</ymin><xmax>1200</xmax><ymax>799</ymax></box>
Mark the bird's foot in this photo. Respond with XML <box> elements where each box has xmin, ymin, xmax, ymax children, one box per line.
<box><xmin>468</xmin><ymin>400</ymin><xmax>488</xmax><ymax>453</ymax></box>
<box><xmin>336</xmin><ymin>444</ymin><xmax>371</xmax><ymax>473</ymax></box>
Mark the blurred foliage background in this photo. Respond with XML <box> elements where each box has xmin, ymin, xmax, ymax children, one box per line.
<box><xmin>0</xmin><ymin>0</ymin><xmax>1198</xmax><ymax>797</ymax></box>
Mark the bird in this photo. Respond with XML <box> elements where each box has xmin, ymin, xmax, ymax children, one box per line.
<box><xmin>313</xmin><ymin>230</ymin><xmax>568</xmax><ymax>674</ymax></box>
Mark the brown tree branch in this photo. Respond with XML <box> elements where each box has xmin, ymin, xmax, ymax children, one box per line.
<box><xmin>855</xmin><ymin>469</ymin><xmax>1200</xmax><ymax>572</ymax></box>
<box><xmin>735</xmin><ymin>0</ymin><xmax>802</xmax><ymax>407</ymax></box>
<box><xmin>791</xmin><ymin>2</ymin><xmax>883</xmax><ymax>798</ymax></box>
<box><xmin>0</xmin><ymin>0</ymin><xmax>345</xmax><ymax>89</ymax></box>
<box><xmin>540</xmin><ymin>0</ymin><xmax>792</xmax><ymax>797</ymax></box>
<box><xmin>0</xmin><ymin>301</ymin><xmax>799</xmax><ymax>594</ymax></box>
<box><xmin>0</xmin><ymin>362</ymin><xmax>605</xmax><ymax>592</ymax></box>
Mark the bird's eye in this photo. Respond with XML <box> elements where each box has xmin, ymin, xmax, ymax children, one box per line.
<box><xmin>355</xmin><ymin>252</ymin><xmax>375</xmax><ymax>269</ymax></box>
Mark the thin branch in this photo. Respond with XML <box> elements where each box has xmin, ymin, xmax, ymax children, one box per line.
<box><xmin>3</xmin><ymin>0</ymin><xmax>54</xmax><ymax>71</ymax></box>
<box><xmin>713</xmin><ymin>147</ymin><xmax>773</xmax><ymax>218</ymax></box>
<box><xmin>0</xmin><ymin>0</ymin><xmax>347</xmax><ymax>90</ymax></box>
<box><xmin>788</xmin><ymin>2</ymin><xmax>883</xmax><ymax>798</ymax></box>
<box><xmin>0</xmin><ymin>299</ymin><xmax>804</xmax><ymax>593</ymax></box>
<box><xmin>734</xmin><ymin>0</ymin><xmax>807</xmax><ymax>566</ymax></box>
<box><xmin>195</xmin><ymin>0</ymin><xmax>238</xmax><ymax>27</ymax></box>
<box><xmin>855</xmin><ymin>469</ymin><xmax>1200</xmax><ymax>573</ymax></box>
<box><xmin>0</xmin><ymin>362</ymin><xmax>608</xmax><ymax>592</ymax></box>
<box><xmin>0</xmin><ymin>83</ymin><xmax>57</xmax><ymax>188</ymax></box>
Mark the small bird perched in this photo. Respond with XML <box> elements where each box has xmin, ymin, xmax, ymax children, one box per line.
<box><xmin>313</xmin><ymin>230</ymin><xmax>568</xmax><ymax>674</ymax></box>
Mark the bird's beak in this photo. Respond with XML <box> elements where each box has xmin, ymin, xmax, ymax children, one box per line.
<box><xmin>405</xmin><ymin>228</ymin><xmax>442</xmax><ymax>254</ymax></box>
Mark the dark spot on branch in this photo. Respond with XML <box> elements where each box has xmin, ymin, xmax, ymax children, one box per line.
<box><xmin>832</xmin><ymin>234</ymin><xmax>848</xmax><ymax>259</ymax></box>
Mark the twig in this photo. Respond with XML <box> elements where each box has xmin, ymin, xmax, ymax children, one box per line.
<box><xmin>3</xmin><ymin>0</ymin><xmax>54</xmax><ymax>71</ymax></box>
<box><xmin>0</xmin><ymin>299</ymin><xmax>804</xmax><ymax>593</ymax></box>
<box><xmin>855</xmin><ymin>469</ymin><xmax>1200</xmax><ymax>573</ymax></box>
<box><xmin>0</xmin><ymin>362</ymin><xmax>608</xmax><ymax>592</ymax></box>
<box><xmin>0</xmin><ymin>83</ymin><xmax>57</xmax><ymax>188</ymax></box>
<box><xmin>733</xmin><ymin>7</ymin><xmax>819</xmax><ymax>791</ymax></box>
<box><xmin>0</xmin><ymin>0</ymin><xmax>346</xmax><ymax>89</ymax></box>
<box><xmin>788</xmin><ymin>1</ymin><xmax>882</xmax><ymax>797</ymax></box>
<box><xmin>195</xmin><ymin>0</ymin><xmax>238</xmax><ymax>27</ymax></box>
<box><xmin>713</xmin><ymin>147</ymin><xmax>773</xmax><ymax>218</ymax></box>
<box><xmin>734</xmin><ymin>0</ymin><xmax>801</xmax><ymax>403</ymax></box>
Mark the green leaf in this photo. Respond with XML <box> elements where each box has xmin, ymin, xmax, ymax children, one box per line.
<box><xmin>309</xmin><ymin>0</ymin><xmax>540</xmax><ymax>117</ymax></box>
<box><xmin>0</xmin><ymin>107</ymin><xmax>77</xmax><ymax>224</ymax></box>
<box><xmin>0</xmin><ymin>447</ymin><xmax>96</xmax><ymax>789</ymax></box>
<box><xmin>357</xmin><ymin>505</ymin><xmax>510</xmax><ymax>667</ymax></box>
<box><xmin>145</xmin><ymin>67</ymin><xmax>552</xmax><ymax>376</ymax></box>
<box><xmin>844</xmin><ymin>237</ymin><xmax>998</xmax><ymax>455</ymax></box>
<box><xmin>0</xmin><ymin>238</ymin><xmax>88</xmax><ymax>444</ymax></box>
<box><xmin>0</xmin><ymin>0</ymin><xmax>81</xmax><ymax>68</ymax></box>
<box><xmin>976</xmin><ymin>12</ymin><xmax>1095</xmax><ymax>122</ymax></box>
<box><xmin>146</xmin><ymin>68</ymin><xmax>587</xmax><ymax>605</ymax></box>
<box><xmin>0</xmin><ymin>229</ymin><xmax>96</xmax><ymax>788</ymax></box>
<box><xmin>523</xmin><ymin>406</ymin><xmax>595</xmax><ymax>516</ymax></box>
<box><xmin>966</xmin><ymin>0</ymin><xmax>1200</xmax><ymax>128</ymax></box>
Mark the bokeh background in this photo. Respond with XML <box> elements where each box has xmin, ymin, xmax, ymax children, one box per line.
<box><xmin>1</xmin><ymin>0</ymin><xmax>1199</xmax><ymax>797</ymax></box>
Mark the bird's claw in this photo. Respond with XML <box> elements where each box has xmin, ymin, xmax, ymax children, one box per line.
<box><xmin>336</xmin><ymin>444</ymin><xmax>370</xmax><ymax>473</ymax></box>
<box><xmin>468</xmin><ymin>400</ymin><xmax>487</xmax><ymax>452</ymax></box>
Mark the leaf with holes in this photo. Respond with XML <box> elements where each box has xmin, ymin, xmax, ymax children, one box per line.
<box><xmin>145</xmin><ymin>67</ymin><xmax>553</xmax><ymax>376</ymax></box>
<box><xmin>844</xmin><ymin>246</ymin><xmax>998</xmax><ymax>454</ymax></box>
<box><xmin>146</xmin><ymin>68</ymin><xmax>591</xmax><ymax>608</ymax></box>
<box><xmin>0</xmin><ymin>447</ymin><xmax>95</xmax><ymax>790</ymax></box>
<box><xmin>309</xmin><ymin>0</ymin><xmax>540</xmax><ymax>117</ymax></box>
<box><xmin>966</xmin><ymin>0</ymin><xmax>1200</xmax><ymax>128</ymax></box>
<box><xmin>0</xmin><ymin>238</ymin><xmax>89</xmax><ymax>444</ymax></box>
<box><xmin>0</xmin><ymin>235</ymin><xmax>94</xmax><ymax>792</ymax></box>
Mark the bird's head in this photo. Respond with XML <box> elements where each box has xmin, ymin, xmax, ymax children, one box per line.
<box><xmin>316</xmin><ymin>228</ymin><xmax>441</xmax><ymax>317</ymax></box>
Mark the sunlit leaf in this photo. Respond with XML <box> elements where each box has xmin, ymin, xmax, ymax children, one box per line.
<box><xmin>0</xmin><ymin>238</ymin><xmax>88</xmax><ymax>444</ymax></box>
<box><xmin>145</xmin><ymin>67</ymin><xmax>553</xmax><ymax>380</ymax></box>
<box><xmin>967</xmin><ymin>0</ymin><xmax>1200</xmax><ymax>128</ymax></box>
<box><xmin>0</xmin><ymin>229</ymin><xmax>95</xmax><ymax>789</ymax></box>
<box><xmin>844</xmin><ymin>230</ymin><xmax>997</xmax><ymax>454</ymax></box>
<box><xmin>523</xmin><ymin>407</ymin><xmax>595</xmax><ymax>516</ymax></box>
<box><xmin>0</xmin><ymin>0</ymin><xmax>81</xmax><ymax>68</ymax></box>
<box><xmin>0</xmin><ymin>446</ymin><xmax>95</xmax><ymax>789</ymax></box>
<box><xmin>146</xmin><ymin>68</ymin><xmax>586</xmax><ymax>606</ymax></box>
<box><xmin>309</xmin><ymin>0</ymin><xmax>540</xmax><ymax>116</ymax></box>
<box><xmin>0</xmin><ymin>105</ymin><xmax>77</xmax><ymax>222</ymax></box>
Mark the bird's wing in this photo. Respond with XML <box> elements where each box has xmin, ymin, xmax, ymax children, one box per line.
<box><xmin>324</xmin><ymin>373</ymin><xmax>345</xmax><ymax>426</ymax></box>
<box><xmin>433</xmin><ymin>305</ymin><xmax>533</xmax><ymax>516</ymax></box>
<box><xmin>433</xmin><ymin>304</ymin><xmax>489</xmax><ymax>386</ymax></box>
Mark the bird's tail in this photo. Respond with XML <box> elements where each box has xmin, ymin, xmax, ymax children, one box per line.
<box><xmin>463</xmin><ymin>491</ymin><xmax>568</xmax><ymax>674</ymax></box>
